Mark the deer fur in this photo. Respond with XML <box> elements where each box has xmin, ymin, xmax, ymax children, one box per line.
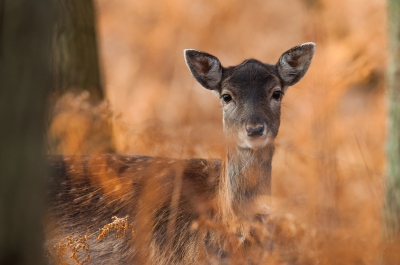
<box><xmin>47</xmin><ymin>43</ymin><xmax>315</xmax><ymax>265</ymax></box>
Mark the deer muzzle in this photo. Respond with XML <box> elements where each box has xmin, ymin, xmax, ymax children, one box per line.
<box><xmin>246</xmin><ymin>123</ymin><xmax>265</xmax><ymax>138</ymax></box>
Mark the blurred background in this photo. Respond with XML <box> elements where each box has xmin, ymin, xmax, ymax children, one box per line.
<box><xmin>47</xmin><ymin>0</ymin><xmax>389</xmax><ymax>264</ymax></box>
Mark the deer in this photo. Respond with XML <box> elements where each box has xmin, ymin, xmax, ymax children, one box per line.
<box><xmin>46</xmin><ymin>42</ymin><xmax>315</xmax><ymax>265</ymax></box>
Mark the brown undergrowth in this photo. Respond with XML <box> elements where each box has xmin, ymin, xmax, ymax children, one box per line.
<box><xmin>47</xmin><ymin>216</ymin><xmax>132</xmax><ymax>265</ymax></box>
<box><xmin>47</xmin><ymin>211</ymin><xmax>314</xmax><ymax>264</ymax></box>
<box><xmin>47</xmin><ymin>0</ymin><xmax>392</xmax><ymax>264</ymax></box>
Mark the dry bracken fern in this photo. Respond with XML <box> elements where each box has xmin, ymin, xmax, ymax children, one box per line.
<box><xmin>48</xmin><ymin>231</ymin><xmax>90</xmax><ymax>265</ymax></box>
<box><xmin>96</xmin><ymin>215</ymin><xmax>132</xmax><ymax>241</ymax></box>
<box><xmin>48</xmin><ymin>216</ymin><xmax>133</xmax><ymax>265</ymax></box>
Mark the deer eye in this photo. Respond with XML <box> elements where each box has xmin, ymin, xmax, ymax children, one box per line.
<box><xmin>221</xmin><ymin>94</ymin><xmax>233</xmax><ymax>103</ymax></box>
<box><xmin>272</xmin><ymin>91</ymin><xmax>284</xmax><ymax>101</ymax></box>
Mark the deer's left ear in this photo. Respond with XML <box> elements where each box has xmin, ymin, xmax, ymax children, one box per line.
<box><xmin>276</xmin><ymin>42</ymin><xmax>316</xmax><ymax>87</ymax></box>
<box><xmin>184</xmin><ymin>49</ymin><xmax>223</xmax><ymax>90</ymax></box>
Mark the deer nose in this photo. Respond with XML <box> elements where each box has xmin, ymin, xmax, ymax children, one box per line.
<box><xmin>246</xmin><ymin>124</ymin><xmax>265</xmax><ymax>138</ymax></box>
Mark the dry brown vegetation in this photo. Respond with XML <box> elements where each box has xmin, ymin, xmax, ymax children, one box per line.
<box><xmin>47</xmin><ymin>216</ymin><xmax>132</xmax><ymax>265</ymax></box>
<box><xmin>47</xmin><ymin>0</ymin><xmax>394</xmax><ymax>264</ymax></box>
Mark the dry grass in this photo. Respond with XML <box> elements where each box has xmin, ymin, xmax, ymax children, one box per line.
<box><xmin>47</xmin><ymin>0</ymin><xmax>392</xmax><ymax>264</ymax></box>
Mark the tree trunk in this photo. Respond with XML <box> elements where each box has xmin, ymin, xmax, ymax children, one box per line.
<box><xmin>0</xmin><ymin>0</ymin><xmax>56</xmax><ymax>264</ymax></box>
<box><xmin>49</xmin><ymin>0</ymin><xmax>114</xmax><ymax>154</ymax></box>
<box><xmin>54</xmin><ymin>0</ymin><xmax>104</xmax><ymax>101</ymax></box>
<box><xmin>385</xmin><ymin>0</ymin><xmax>400</xmax><ymax>239</ymax></box>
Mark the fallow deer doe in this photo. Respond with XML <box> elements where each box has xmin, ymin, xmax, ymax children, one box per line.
<box><xmin>47</xmin><ymin>42</ymin><xmax>315</xmax><ymax>264</ymax></box>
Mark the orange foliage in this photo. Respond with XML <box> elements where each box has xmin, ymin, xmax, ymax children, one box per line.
<box><xmin>50</xmin><ymin>0</ymin><xmax>390</xmax><ymax>263</ymax></box>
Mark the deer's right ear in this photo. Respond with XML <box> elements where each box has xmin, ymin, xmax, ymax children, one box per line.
<box><xmin>184</xmin><ymin>49</ymin><xmax>223</xmax><ymax>90</ymax></box>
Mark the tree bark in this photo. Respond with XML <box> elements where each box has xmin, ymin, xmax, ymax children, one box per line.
<box><xmin>49</xmin><ymin>0</ymin><xmax>114</xmax><ymax>154</ymax></box>
<box><xmin>54</xmin><ymin>0</ymin><xmax>104</xmax><ymax>101</ymax></box>
<box><xmin>385</xmin><ymin>0</ymin><xmax>400</xmax><ymax>239</ymax></box>
<box><xmin>0</xmin><ymin>0</ymin><xmax>56</xmax><ymax>264</ymax></box>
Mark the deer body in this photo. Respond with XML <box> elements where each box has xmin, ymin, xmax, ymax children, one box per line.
<box><xmin>47</xmin><ymin>43</ymin><xmax>315</xmax><ymax>264</ymax></box>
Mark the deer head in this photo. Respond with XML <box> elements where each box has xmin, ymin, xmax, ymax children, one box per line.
<box><xmin>184</xmin><ymin>43</ymin><xmax>315</xmax><ymax>150</ymax></box>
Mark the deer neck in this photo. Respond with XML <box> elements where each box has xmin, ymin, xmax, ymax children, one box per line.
<box><xmin>217</xmin><ymin>143</ymin><xmax>274</xmax><ymax>220</ymax></box>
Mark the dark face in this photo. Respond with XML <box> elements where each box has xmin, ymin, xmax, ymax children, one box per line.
<box><xmin>220</xmin><ymin>61</ymin><xmax>283</xmax><ymax>149</ymax></box>
<box><xmin>184</xmin><ymin>43</ymin><xmax>315</xmax><ymax>150</ymax></box>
